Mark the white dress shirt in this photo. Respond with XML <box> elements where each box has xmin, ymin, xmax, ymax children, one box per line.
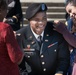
<box><xmin>31</xmin><ymin>27</ymin><xmax>44</xmax><ymax>41</ymax></box>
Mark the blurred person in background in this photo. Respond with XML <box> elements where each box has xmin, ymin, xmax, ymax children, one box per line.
<box><xmin>3</xmin><ymin>0</ymin><xmax>23</xmax><ymax>31</ymax></box>
<box><xmin>0</xmin><ymin>0</ymin><xmax>24</xmax><ymax>75</ymax></box>
<box><xmin>53</xmin><ymin>0</ymin><xmax>76</xmax><ymax>75</ymax></box>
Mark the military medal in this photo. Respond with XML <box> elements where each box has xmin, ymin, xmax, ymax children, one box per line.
<box><xmin>27</xmin><ymin>45</ymin><xmax>30</xmax><ymax>49</ymax></box>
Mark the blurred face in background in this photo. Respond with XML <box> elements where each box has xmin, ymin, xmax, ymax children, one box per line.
<box><xmin>66</xmin><ymin>3</ymin><xmax>76</xmax><ymax>26</ymax></box>
<box><xmin>29</xmin><ymin>12</ymin><xmax>47</xmax><ymax>35</ymax></box>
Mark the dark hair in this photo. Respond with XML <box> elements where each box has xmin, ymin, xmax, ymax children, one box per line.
<box><xmin>0</xmin><ymin>0</ymin><xmax>7</xmax><ymax>9</ymax></box>
<box><xmin>65</xmin><ymin>0</ymin><xmax>76</xmax><ymax>6</ymax></box>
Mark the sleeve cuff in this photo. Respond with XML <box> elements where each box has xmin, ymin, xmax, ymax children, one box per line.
<box><xmin>12</xmin><ymin>16</ymin><xmax>18</xmax><ymax>22</ymax></box>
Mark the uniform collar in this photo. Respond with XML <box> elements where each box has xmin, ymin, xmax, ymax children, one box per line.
<box><xmin>31</xmin><ymin>27</ymin><xmax>44</xmax><ymax>40</ymax></box>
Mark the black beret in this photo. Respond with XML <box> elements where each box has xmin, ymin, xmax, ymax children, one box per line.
<box><xmin>25</xmin><ymin>3</ymin><xmax>47</xmax><ymax>20</ymax></box>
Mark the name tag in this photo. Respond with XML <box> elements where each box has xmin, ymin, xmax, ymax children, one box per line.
<box><xmin>23</xmin><ymin>48</ymin><xmax>35</xmax><ymax>52</ymax></box>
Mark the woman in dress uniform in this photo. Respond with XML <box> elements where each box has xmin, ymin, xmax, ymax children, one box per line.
<box><xmin>16</xmin><ymin>3</ymin><xmax>70</xmax><ymax>75</ymax></box>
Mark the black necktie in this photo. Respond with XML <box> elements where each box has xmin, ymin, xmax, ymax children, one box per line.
<box><xmin>38</xmin><ymin>35</ymin><xmax>42</xmax><ymax>48</ymax></box>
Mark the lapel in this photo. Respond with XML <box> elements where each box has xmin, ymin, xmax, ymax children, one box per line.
<box><xmin>40</xmin><ymin>32</ymin><xmax>54</xmax><ymax>54</ymax></box>
<box><xmin>25</xmin><ymin>25</ymin><xmax>40</xmax><ymax>51</ymax></box>
<box><xmin>24</xmin><ymin>22</ymin><xmax>54</xmax><ymax>53</ymax></box>
<box><xmin>40</xmin><ymin>23</ymin><xmax>54</xmax><ymax>54</ymax></box>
